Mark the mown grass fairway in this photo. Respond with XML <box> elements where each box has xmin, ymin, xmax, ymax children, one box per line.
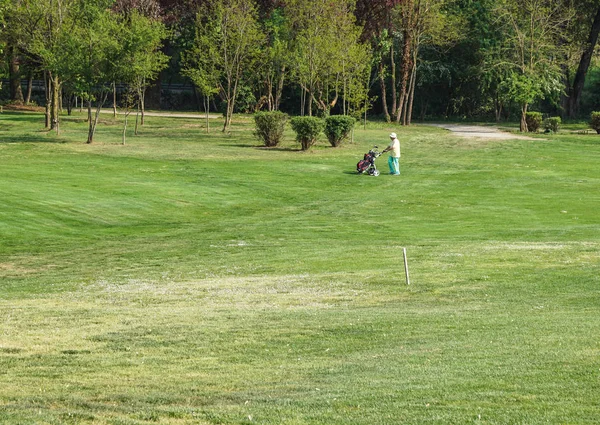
<box><xmin>1</xmin><ymin>111</ymin><xmax>599</xmax><ymax>424</ymax></box>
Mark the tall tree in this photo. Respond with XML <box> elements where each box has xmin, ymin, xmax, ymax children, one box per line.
<box><xmin>355</xmin><ymin>0</ymin><xmax>401</xmax><ymax>121</ymax></box>
<box><xmin>55</xmin><ymin>1</ymin><xmax>123</xmax><ymax>142</ymax></box>
<box><xmin>395</xmin><ymin>0</ymin><xmax>463</xmax><ymax>125</ymax></box>
<box><xmin>260</xmin><ymin>7</ymin><xmax>290</xmax><ymax>111</ymax></box>
<box><xmin>490</xmin><ymin>0</ymin><xmax>572</xmax><ymax>131</ymax></box>
<box><xmin>181</xmin><ymin>19</ymin><xmax>220</xmax><ymax>132</ymax></box>
<box><xmin>565</xmin><ymin>1</ymin><xmax>600</xmax><ymax>118</ymax></box>
<box><xmin>12</xmin><ymin>0</ymin><xmax>78</xmax><ymax>131</ymax></box>
<box><xmin>286</xmin><ymin>0</ymin><xmax>369</xmax><ymax>116</ymax></box>
<box><xmin>189</xmin><ymin>0</ymin><xmax>264</xmax><ymax>132</ymax></box>
<box><xmin>1</xmin><ymin>0</ymin><xmax>25</xmax><ymax>104</ymax></box>
<box><xmin>0</xmin><ymin>0</ymin><xmax>7</xmax><ymax>91</ymax></box>
<box><xmin>118</xmin><ymin>10</ymin><xmax>169</xmax><ymax>137</ymax></box>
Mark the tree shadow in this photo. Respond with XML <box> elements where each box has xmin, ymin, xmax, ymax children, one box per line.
<box><xmin>0</xmin><ymin>134</ymin><xmax>69</xmax><ymax>144</ymax></box>
<box><xmin>218</xmin><ymin>143</ymin><xmax>302</xmax><ymax>152</ymax></box>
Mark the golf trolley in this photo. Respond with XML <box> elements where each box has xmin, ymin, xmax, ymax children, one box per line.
<box><xmin>357</xmin><ymin>146</ymin><xmax>382</xmax><ymax>176</ymax></box>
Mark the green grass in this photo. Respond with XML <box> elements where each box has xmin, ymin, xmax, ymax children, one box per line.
<box><xmin>1</xmin><ymin>110</ymin><xmax>599</xmax><ymax>424</ymax></box>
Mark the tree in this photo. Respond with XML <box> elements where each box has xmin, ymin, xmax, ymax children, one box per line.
<box><xmin>57</xmin><ymin>1</ymin><xmax>123</xmax><ymax>142</ymax></box>
<box><xmin>11</xmin><ymin>0</ymin><xmax>83</xmax><ymax>131</ymax></box>
<box><xmin>118</xmin><ymin>10</ymin><xmax>168</xmax><ymax>130</ymax></box>
<box><xmin>0</xmin><ymin>0</ymin><xmax>7</xmax><ymax>90</ymax></box>
<box><xmin>188</xmin><ymin>0</ymin><xmax>264</xmax><ymax>132</ymax></box>
<box><xmin>118</xmin><ymin>10</ymin><xmax>169</xmax><ymax>138</ymax></box>
<box><xmin>286</xmin><ymin>0</ymin><xmax>370</xmax><ymax>117</ymax></box>
<box><xmin>1</xmin><ymin>0</ymin><xmax>25</xmax><ymax>104</ymax></box>
<box><xmin>396</xmin><ymin>0</ymin><xmax>463</xmax><ymax>125</ymax></box>
<box><xmin>181</xmin><ymin>33</ymin><xmax>219</xmax><ymax>132</ymax></box>
<box><xmin>260</xmin><ymin>7</ymin><xmax>291</xmax><ymax>111</ymax></box>
<box><xmin>490</xmin><ymin>0</ymin><xmax>572</xmax><ymax>131</ymax></box>
<box><xmin>355</xmin><ymin>0</ymin><xmax>403</xmax><ymax>121</ymax></box>
<box><xmin>564</xmin><ymin>1</ymin><xmax>600</xmax><ymax>118</ymax></box>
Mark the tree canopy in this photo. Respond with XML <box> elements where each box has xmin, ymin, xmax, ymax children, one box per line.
<box><xmin>3</xmin><ymin>0</ymin><xmax>600</xmax><ymax>132</ymax></box>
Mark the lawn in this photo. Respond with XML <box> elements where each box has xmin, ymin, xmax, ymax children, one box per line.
<box><xmin>1</xmin><ymin>110</ymin><xmax>599</xmax><ymax>424</ymax></box>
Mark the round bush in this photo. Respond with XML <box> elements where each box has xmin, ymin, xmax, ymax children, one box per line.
<box><xmin>290</xmin><ymin>116</ymin><xmax>325</xmax><ymax>151</ymax></box>
<box><xmin>590</xmin><ymin>112</ymin><xmax>600</xmax><ymax>134</ymax></box>
<box><xmin>543</xmin><ymin>116</ymin><xmax>561</xmax><ymax>133</ymax></box>
<box><xmin>324</xmin><ymin>115</ymin><xmax>356</xmax><ymax>147</ymax></box>
<box><xmin>525</xmin><ymin>112</ymin><xmax>543</xmax><ymax>133</ymax></box>
<box><xmin>253</xmin><ymin>111</ymin><xmax>288</xmax><ymax>147</ymax></box>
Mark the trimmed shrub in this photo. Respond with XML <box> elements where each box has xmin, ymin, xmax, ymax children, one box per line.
<box><xmin>543</xmin><ymin>116</ymin><xmax>561</xmax><ymax>133</ymax></box>
<box><xmin>290</xmin><ymin>116</ymin><xmax>325</xmax><ymax>151</ymax></box>
<box><xmin>324</xmin><ymin>115</ymin><xmax>356</xmax><ymax>147</ymax></box>
<box><xmin>525</xmin><ymin>112</ymin><xmax>543</xmax><ymax>133</ymax></box>
<box><xmin>253</xmin><ymin>111</ymin><xmax>288</xmax><ymax>147</ymax></box>
<box><xmin>590</xmin><ymin>112</ymin><xmax>600</xmax><ymax>134</ymax></box>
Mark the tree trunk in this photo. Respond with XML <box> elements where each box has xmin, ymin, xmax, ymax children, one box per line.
<box><xmin>88</xmin><ymin>92</ymin><xmax>108</xmax><ymax>144</ymax></box>
<box><xmin>379</xmin><ymin>62</ymin><xmax>391</xmax><ymax>122</ymax></box>
<box><xmin>50</xmin><ymin>74</ymin><xmax>60</xmax><ymax>134</ymax></box>
<box><xmin>122</xmin><ymin>106</ymin><xmax>130</xmax><ymax>145</ymax></box>
<box><xmin>266</xmin><ymin>74</ymin><xmax>274</xmax><ymax>111</ymax></box>
<box><xmin>135</xmin><ymin>102</ymin><xmax>140</xmax><ymax>135</ymax></box>
<box><xmin>44</xmin><ymin>72</ymin><xmax>51</xmax><ymax>129</ymax></box>
<box><xmin>390</xmin><ymin>44</ymin><xmax>397</xmax><ymax>119</ymax></box>
<box><xmin>275</xmin><ymin>65</ymin><xmax>286</xmax><ymax>111</ymax></box>
<box><xmin>9</xmin><ymin>46</ymin><xmax>24</xmax><ymax>104</ymax></box>
<box><xmin>66</xmin><ymin>93</ymin><xmax>73</xmax><ymax>115</ymax></box>
<box><xmin>396</xmin><ymin>28</ymin><xmax>412</xmax><ymax>124</ymax></box>
<box><xmin>113</xmin><ymin>82</ymin><xmax>118</xmax><ymax>118</ymax></box>
<box><xmin>569</xmin><ymin>7</ymin><xmax>600</xmax><ymax>118</ymax></box>
<box><xmin>87</xmin><ymin>99</ymin><xmax>93</xmax><ymax>142</ymax></box>
<box><xmin>140</xmin><ymin>80</ymin><xmax>146</xmax><ymax>125</ymax></box>
<box><xmin>520</xmin><ymin>103</ymin><xmax>528</xmax><ymax>132</ymax></box>
<box><xmin>407</xmin><ymin>60</ymin><xmax>417</xmax><ymax>125</ymax></box>
<box><xmin>205</xmin><ymin>96</ymin><xmax>210</xmax><ymax>133</ymax></box>
<box><xmin>25</xmin><ymin>72</ymin><xmax>33</xmax><ymax>104</ymax></box>
<box><xmin>495</xmin><ymin>95</ymin><xmax>503</xmax><ymax>123</ymax></box>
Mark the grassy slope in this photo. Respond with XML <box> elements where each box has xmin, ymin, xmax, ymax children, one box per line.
<box><xmin>1</xmin><ymin>111</ymin><xmax>599</xmax><ymax>424</ymax></box>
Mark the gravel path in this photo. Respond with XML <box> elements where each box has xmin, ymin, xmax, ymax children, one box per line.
<box><xmin>429</xmin><ymin>123</ymin><xmax>536</xmax><ymax>140</ymax></box>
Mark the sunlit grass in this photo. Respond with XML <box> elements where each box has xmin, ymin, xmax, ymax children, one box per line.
<box><xmin>1</xmin><ymin>110</ymin><xmax>599</xmax><ymax>424</ymax></box>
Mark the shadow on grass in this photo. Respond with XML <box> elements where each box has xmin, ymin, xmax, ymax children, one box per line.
<box><xmin>0</xmin><ymin>132</ymin><xmax>69</xmax><ymax>144</ymax></box>
<box><xmin>0</xmin><ymin>134</ymin><xmax>68</xmax><ymax>144</ymax></box>
<box><xmin>219</xmin><ymin>143</ymin><xmax>302</xmax><ymax>152</ymax></box>
<box><xmin>0</xmin><ymin>111</ymin><xmax>44</xmax><ymax>123</ymax></box>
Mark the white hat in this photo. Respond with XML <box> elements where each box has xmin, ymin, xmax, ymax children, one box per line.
<box><xmin>390</xmin><ymin>132</ymin><xmax>397</xmax><ymax>138</ymax></box>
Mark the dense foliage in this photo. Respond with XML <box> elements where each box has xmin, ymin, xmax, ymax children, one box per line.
<box><xmin>590</xmin><ymin>111</ymin><xmax>600</xmax><ymax>133</ymax></box>
<box><xmin>290</xmin><ymin>116</ymin><xmax>325</xmax><ymax>150</ymax></box>
<box><xmin>3</xmin><ymin>0</ymin><xmax>600</xmax><ymax>128</ymax></box>
<box><xmin>324</xmin><ymin>115</ymin><xmax>356</xmax><ymax>147</ymax></box>
<box><xmin>525</xmin><ymin>112</ymin><xmax>543</xmax><ymax>133</ymax></box>
<box><xmin>543</xmin><ymin>116</ymin><xmax>561</xmax><ymax>133</ymax></box>
<box><xmin>253</xmin><ymin>110</ymin><xmax>288</xmax><ymax>147</ymax></box>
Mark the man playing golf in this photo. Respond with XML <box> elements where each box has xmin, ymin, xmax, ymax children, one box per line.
<box><xmin>382</xmin><ymin>132</ymin><xmax>401</xmax><ymax>175</ymax></box>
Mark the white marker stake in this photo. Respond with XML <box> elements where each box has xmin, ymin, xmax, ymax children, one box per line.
<box><xmin>403</xmin><ymin>247</ymin><xmax>410</xmax><ymax>285</ymax></box>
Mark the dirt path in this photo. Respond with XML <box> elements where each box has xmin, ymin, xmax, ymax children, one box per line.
<box><xmin>429</xmin><ymin>123</ymin><xmax>537</xmax><ymax>140</ymax></box>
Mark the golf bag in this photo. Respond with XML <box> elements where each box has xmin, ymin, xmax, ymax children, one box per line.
<box><xmin>357</xmin><ymin>147</ymin><xmax>381</xmax><ymax>176</ymax></box>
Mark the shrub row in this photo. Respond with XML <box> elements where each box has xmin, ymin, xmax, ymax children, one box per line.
<box><xmin>253</xmin><ymin>112</ymin><xmax>355</xmax><ymax>150</ymax></box>
<box><xmin>525</xmin><ymin>112</ymin><xmax>562</xmax><ymax>133</ymax></box>
<box><xmin>529</xmin><ymin>111</ymin><xmax>600</xmax><ymax>134</ymax></box>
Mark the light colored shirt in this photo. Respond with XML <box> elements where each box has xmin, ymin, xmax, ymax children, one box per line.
<box><xmin>388</xmin><ymin>138</ymin><xmax>400</xmax><ymax>158</ymax></box>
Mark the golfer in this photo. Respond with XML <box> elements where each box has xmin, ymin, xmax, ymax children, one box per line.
<box><xmin>382</xmin><ymin>132</ymin><xmax>401</xmax><ymax>175</ymax></box>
